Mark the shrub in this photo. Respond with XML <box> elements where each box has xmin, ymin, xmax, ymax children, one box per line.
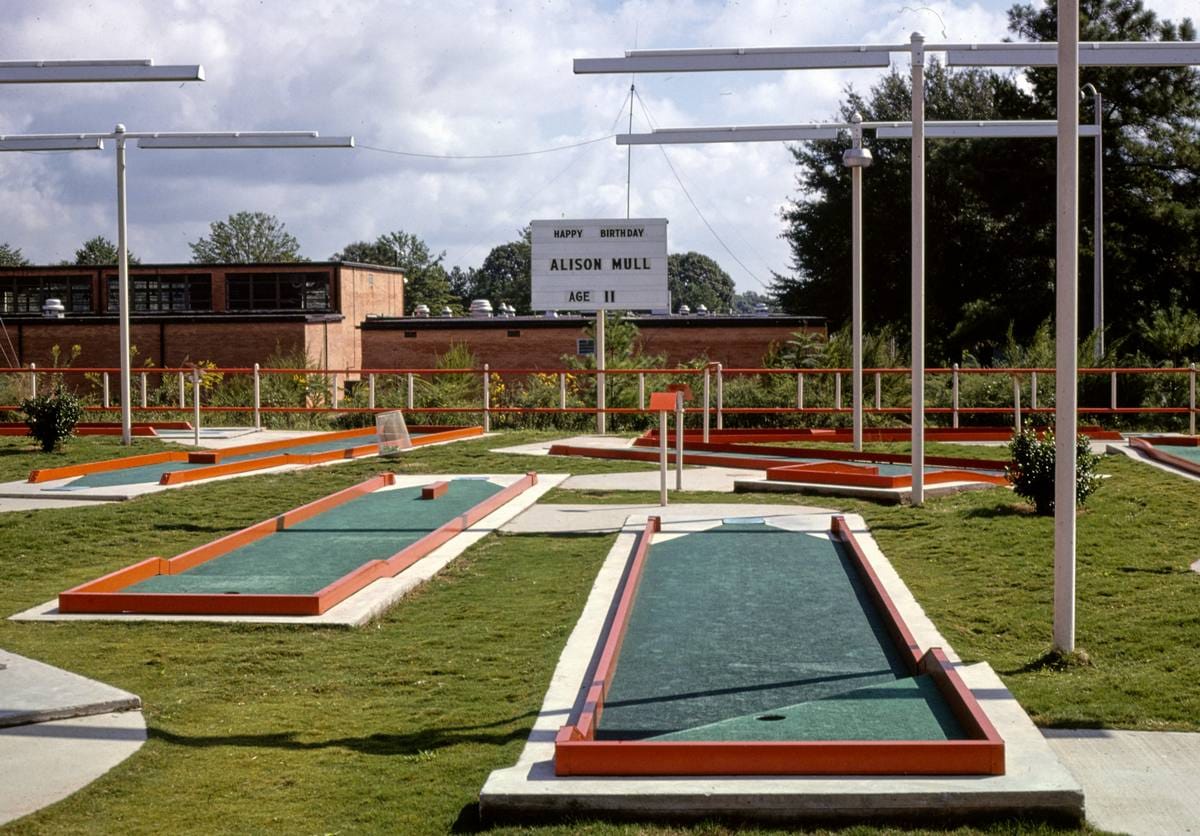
<box><xmin>22</xmin><ymin>386</ymin><xmax>84</xmax><ymax>452</ymax></box>
<box><xmin>1006</xmin><ymin>424</ymin><xmax>1102</xmax><ymax>515</ymax></box>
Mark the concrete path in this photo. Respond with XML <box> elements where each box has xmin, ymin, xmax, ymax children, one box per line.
<box><xmin>561</xmin><ymin>466</ymin><xmax>766</xmax><ymax>493</ymax></box>
<box><xmin>502</xmin><ymin>501</ymin><xmax>837</xmax><ymax>534</ymax></box>
<box><xmin>0</xmin><ymin>649</ymin><xmax>146</xmax><ymax>826</ymax></box>
<box><xmin>1</xmin><ymin>649</ymin><xmax>140</xmax><ymax>727</ymax></box>
<box><xmin>490</xmin><ymin>434</ymin><xmax>637</xmax><ymax>456</ymax></box>
<box><xmin>1044</xmin><ymin>728</ymin><xmax>1200</xmax><ymax>835</ymax></box>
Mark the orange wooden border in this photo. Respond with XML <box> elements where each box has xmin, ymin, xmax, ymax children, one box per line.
<box><xmin>640</xmin><ymin>425</ymin><xmax>1123</xmax><ymax>443</ymax></box>
<box><xmin>632</xmin><ymin>435</ymin><xmax>1008</xmax><ymax>472</ymax></box>
<box><xmin>1130</xmin><ymin>436</ymin><xmax>1200</xmax><ymax>477</ymax></box>
<box><xmin>29</xmin><ymin>451</ymin><xmax>188</xmax><ymax>483</ymax></box>
<box><xmin>58</xmin><ymin>472</ymin><xmax>536</xmax><ymax>617</ymax></box>
<box><xmin>764</xmin><ymin>463</ymin><xmax>1009</xmax><ymax>489</ymax></box>
<box><xmin>553</xmin><ymin>516</ymin><xmax>1005</xmax><ymax>776</ymax></box>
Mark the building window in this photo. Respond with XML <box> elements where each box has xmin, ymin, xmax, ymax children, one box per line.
<box><xmin>0</xmin><ymin>275</ymin><xmax>92</xmax><ymax>314</ymax></box>
<box><xmin>226</xmin><ymin>272</ymin><xmax>331</xmax><ymax>312</ymax></box>
<box><xmin>105</xmin><ymin>274</ymin><xmax>213</xmax><ymax>313</ymax></box>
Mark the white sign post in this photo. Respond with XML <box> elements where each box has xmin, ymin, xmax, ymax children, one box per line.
<box><xmin>532</xmin><ymin>218</ymin><xmax>669</xmax><ymax>433</ymax></box>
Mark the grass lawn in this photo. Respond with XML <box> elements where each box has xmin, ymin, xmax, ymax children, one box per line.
<box><xmin>0</xmin><ymin>430</ymin><xmax>1185</xmax><ymax>833</ymax></box>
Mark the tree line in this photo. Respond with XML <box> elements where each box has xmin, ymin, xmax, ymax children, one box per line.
<box><xmin>773</xmin><ymin>0</ymin><xmax>1199</xmax><ymax>364</ymax></box>
<box><xmin>0</xmin><ymin>212</ymin><xmax>762</xmax><ymax>316</ymax></box>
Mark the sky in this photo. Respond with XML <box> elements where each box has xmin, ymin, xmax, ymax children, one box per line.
<box><xmin>1</xmin><ymin>0</ymin><xmax>1195</xmax><ymax>296</ymax></box>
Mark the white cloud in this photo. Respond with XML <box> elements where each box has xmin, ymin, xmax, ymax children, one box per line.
<box><xmin>0</xmin><ymin>0</ymin><xmax>1187</xmax><ymax>294</ymax></box>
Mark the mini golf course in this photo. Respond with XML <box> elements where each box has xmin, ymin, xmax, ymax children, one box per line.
<box><xmin>27</xmin><ymin>425</ymin><xmax>483</xmax><ymax>490</ymax></box>
<box><xmin>554</xmin><ymin>515</ymin><xmax>1003</xmax><ymax>776</ymax></box>
<box><xmin>549</xmin><ymin>434</ymin><xmax>1010</xmax><ymax>494</ymax></box>
<box><xmin>1130</xmin><ymin>435</ymin><xmax>1200</xmax><ymax>478</ymax></box>
<box><xmin>59</xmin><ymin>472</ymin><xmax>537</xmax><ymax>616</ymax></box>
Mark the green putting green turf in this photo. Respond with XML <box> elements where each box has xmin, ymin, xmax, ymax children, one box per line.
<box><xmin>595</xmin><ymin>522</ymin><xmax>914</xmax><ymax>739</ymax></box>
<box><xmin>652</xmin><ymin>674</ymin><xmax>963</xmax><ymax>742</ymax></box>
<box><xmin>123</xmin><ymin>478</ymin><xmax>500</xmax><ymax>595</ymax></box>
<box><xmin>60</xmin><ymin>431</ymin><xmax>433</xmax><ymax>489</ymax></box>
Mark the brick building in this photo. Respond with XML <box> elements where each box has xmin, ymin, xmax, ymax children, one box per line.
<box><xmin>360</xmin><ymin>313</ymin><xmax>826</xmax><ymax>370</ymax></box>
<box><xmin>0</xmin><ymin>262</ymin><xmax>404</xmax><ymax>370</ymax></box>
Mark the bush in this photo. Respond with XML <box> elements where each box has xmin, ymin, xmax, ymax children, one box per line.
<box><xmin>22</xmin><ymin>386</ymin><xmax>84</xmax><ymax>452</ymax></box>
<box><xmin>1006</xmin><ymin>424</ymin><xmax>1102</xmax><ymax>515</ymax></box>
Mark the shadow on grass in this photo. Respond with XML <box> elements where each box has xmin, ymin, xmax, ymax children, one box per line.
<box><xmin>149</xmin><ymin>708</ymin><xmax>542</xmax><ymax>757</ymax></box>
<box><xmin>964</xmin><ymin>503</ymin><xmax>1038</xmax><ymax>519</ymax></box>
<box><xmin>1000</xmin><ymin>648</ymin><xmax>1093</xmax><ymax>676</ymax></box>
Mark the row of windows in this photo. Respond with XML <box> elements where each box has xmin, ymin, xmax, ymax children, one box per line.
<box><xmin>0</xmin><ymin>276</ymin><xmax>92</xmax><ymax>314</ymax></box>
<box><xmin>0</xmin><ymin>273</ymin><xmax>333</xmax><ymax>314</ymax></box>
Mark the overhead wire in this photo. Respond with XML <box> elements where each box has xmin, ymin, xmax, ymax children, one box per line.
<box><xmin>448</xmin><ymin>87</ymin><xmax>636</xmax><ymax>271</ymax></box>
<box><xmin>632</xmin><ymin>89</ymin><xmax>771</xmax><ymax>290</ymax></box>
<box><xmin>357</xmin><ymin>134</ymin><xmax>617</xmax><ymax>161</ymax></box>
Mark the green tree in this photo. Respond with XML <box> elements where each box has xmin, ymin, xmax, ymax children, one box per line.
<box><xmin>71</xmin><ymin>235</ymin><xmax>140</xmax><ymax>266</ymax></box>
<box><xmin>467</xmin><ymin>228</ymin><xmax>532</xmax><ymax>314</ymax></box>
<box><xmin>732</xmin><ymin>289</ymin><xmax>773</xmax><ymax>314</ymax></box>
<box><xmin>1137</xmin><ymin>301</ymin><xmax>1200</xmax><ymax>364</ymax></box>
<box><xmin>334</xmin><ymin>230</ymin><xmax>458</xmax><ymax>313</ymax></box>
<box><xmin>1010</xmin><ymin>0</ymin><xmax>1200</xmax><ymax>355</ymax></box>
<box><xmin>0</xmin><ymin>242</ymin><xmax>29</xmax><ymax>266</ymax></box>
<box><xmin>668</xmin><ymin>252</ymin><xmax>736</xmax><ymax>313</ymax></box>
<box><xmin>189</xmin><ymin>211</ymin><xmax>303</xmax><ymax>263</ymax></box>
<box><xmin>775</xmin><ymin>0</ymin><xmax>1199</xmax><ymax>363</ymax></box>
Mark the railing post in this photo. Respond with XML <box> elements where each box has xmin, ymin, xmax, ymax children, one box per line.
<box><xmin>102</xmin><ymin>371</ymin><xmax>110</xmax><ymax>409</ymax></box>
<box><xmin>1013</xmin><ymin>375</ymin><xmax>1022</xmax><ymax>431</ymax></box>
<box><xmin>951</xmin><ymin>363</ymin><xmax>960</xmax><ymax>429</ymax></box>
<box><xmin>874</xmin><ymin>371</ymin><xmax>882</xmax><ymax>411</ymax></box>
<box><xmin>140</xmin><ymin>371</ymin><xmax>148</xmax><ymax>409</ymax></box>
<box><xmin>1190</xmin><ymin>363</ymin><xmax>1197</xmax><ymax>436</ymax></box>
<box><xmin>253</xmin><ymin>363</ymin><xmax>262</xmax><ymax>430</ymax></box>
<box><xmin>178</xmin><ymin>370</ymin><xmax>185</xmax><ymax>409</ymax></box>
<box><xmin>638</xmin><ymin>373</ymin><xmax>645</xmax><ymax>411</ymax></box>
<box><xmin>835</xmin><ymin>371</ymin><xmax>842</xmax><ymax>411</ymax></box>
<box><xmin>702</xmin><ymin>366</ymin><xmax>711</xmax><ymax>443</ymax></box>
<box><xmin>192</xmin><ymin>366</ymin><xmax>201</xmax><ymax>446</ymax></box>
<box><xmin>1031</xmin><ymin>371</ymin><xmax>1038</xmax><ymax>411</ymax></box>
<box><xmin>1110</xmin><ymin>370</ymin><xmax>1118</xmax><ymax>413</ymax></box>
<box><xmin>28</xmin><ymin>363</ymin><xmax>36</xmax><ymax>398</ymax></box>
<box><xmin>406</xmin><ymin>372</ymin><xmax>415</xmax><ymax>410</ymax></box>
<box><xmin>367</xmin><ymin>373</ymin><xmax>376</xmax><ymax>411</ymax></box>
<box><xmin>558</xmin><ymin>372</ymin><xmax>567</xmax><ymax>411</ymax></box>
<box><xmin>715</xmin><ymin>363</ymin><xmax>724</xmax><ymax>430</ymax></box>
<box><xmin>331</xmin><ymin>372</ymin><xmax>339</xmax><ymax>409</ymax></box>
<box><xmin>482</xmin><ymin>364</ymin><xmax>491</xmax><ymax>433</ymax></box>
<box><xmin>796</xmin><ymin>372</ymin><xmax>804</xmax><ymax>410</ymax></box>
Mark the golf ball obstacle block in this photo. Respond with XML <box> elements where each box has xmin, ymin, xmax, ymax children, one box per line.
<box><xmin>553</xmin><ymin>514</ymin><xmax>1004</xmax><ymax>777</ymax></box>
<box><xmin>58</xmin><ymin>471</ymin><xmax>537</xmax><ymax>617</ymax></box>
<box><xmin>1130</xmin><ymin>435</ymin><xmax>1200</xmax><ymax>478</ymax></box>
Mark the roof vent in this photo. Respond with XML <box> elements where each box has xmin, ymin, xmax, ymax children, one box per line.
<box><xmin>41</xmin><ymin>298</ymin><xmax>65</xmax><ymax>319</ymax></box>
<box><xmin>753</xmin><ymin>302</ymin><xmax>770</xmax><ymax>317</ymax></box>
<box><xmin>695</xmin><ymin>304</ymin><xmax>709</xmax><ymax>317</ymax></box>
<box><xmin>413</xmin><ymin>303</ymin><xmax>430</xmax><ymax>318</ymax></box>
<box><xmin>469</xmin><ymin>299</ymin><xmax>494</xmax><ymax>318</ymax></box>
<box><xmin>440</xmin><ymin>306</ymin><xmax>454</xmax><ymax>317</ymax></box>
<box><xmin>677</xmin><ymin>304</ymin><xmax>691</xmax><ymax>316</ymax></box>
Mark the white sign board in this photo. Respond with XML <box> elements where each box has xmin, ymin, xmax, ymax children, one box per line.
<box><xmin>531</xmin><ymin>218</ymin><xmax>669</xmax><ymax>312</ymax></box>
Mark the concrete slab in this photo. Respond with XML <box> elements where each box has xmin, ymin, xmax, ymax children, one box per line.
<box><xmin>1044</xmin><ymin>728</ymin><xmax>1200</xmax><ymax>835</ymax></box>
<box><xmin>491</xmin><ymin>434</ymin><xmax>638</xmax><ymax>456</ymax></box>
<box><xmin>0</xmin><ymin>496</ymin><xmax>121</xmax><ymax>512</ymax></box>
<box><xmin>501</xmin><ymin>502</ymin><xmax>837</xmax><ymax>535</ymax></box>
<box><xmin>0</xmin><ymin>710</ymin><xmax>146</xmax><ymax>826</ymax></box>
<box><xmin>479</xmin><ymin>508</ymin><xmax>1083</xmax><ymax>825</ymax></box>
<box><xmin>10</xmin><ymin>473</ymin><xmax>570</xmax><ymax>627</ymax></box>
<box><xmin>0</xmin><ymin>649</ymin><xmax>140</xmax><ymax>727</ymax></box>
<box><xmin>562</xmin><ymin>466</ymin><xmax>765</xmax><ymax>493</ymax></box>
<box><xmin>734</xmin><ymin>476</ymin><xmax>1003</xmax><ymax>505</ymax></box>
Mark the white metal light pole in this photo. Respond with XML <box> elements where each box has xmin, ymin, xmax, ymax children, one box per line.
<box><xmin>1054</xmin><ymin>1</ymin><xmax>1081</xmax><ymax>654</ymax></box>
<box><xmin>0</xmin><ymin>59</ymin><xmax>203</xmax><ymax>84</ymax></box>
<box><xmin>910</xmin><ymin>32</ymin><xmax>927</xmax><ymax>505</ymax></box>
<box><xmin>0</xmin><ymin>129</ymin><xmax>354</xmax><ymax>445</ymax></box>
<box><xmin>1081</xmin><ymin>84</ymin><xmax>1104</xmax><ymax>360</ymax></box>
<box><xmin>843</xmin><ymin>113</ymin><xmax>872</xmax><ymax>452</ymax></box>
